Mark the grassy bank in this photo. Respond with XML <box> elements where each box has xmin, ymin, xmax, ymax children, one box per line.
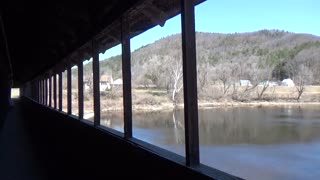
<box><xmin>61</xmin><ymin>86</ymin><xmax>320</xmax><ymax>115</ymax></box>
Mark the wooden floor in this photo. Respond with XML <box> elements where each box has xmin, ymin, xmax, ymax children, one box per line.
<box><xmin>0</xmin><ymin>99</ymin><xmax>45</xmax><ymax>180</ymax></box>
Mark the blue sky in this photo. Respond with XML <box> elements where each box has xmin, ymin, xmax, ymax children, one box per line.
<box><xmin>195</xmin><ymin>0</ymin><xmax>320</xmax><ymax>35</ymax></box>
<box><xmin>100</xmin><ymin>0</ymin><xmax>320</xmax><ymax>60</ymax></box>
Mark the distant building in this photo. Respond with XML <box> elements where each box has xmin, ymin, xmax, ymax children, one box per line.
<box><xmin>281</xmin><ymin>78</ymin><xmax>295</xmax><ymax>87</ymax></box>
<box><xmin>100</xmin><ymin>74</ymin><xmax>113</xmax><ymax>91</ymax></box>
<box><xmin>239</xmin><ymin>80</ymin><xmax>252</xmax><ymax>86</ymax></box>
<box><xmin>83</xmin><ymin>77</ymin><xmax>92</xmax><ymax>91</ymax></box>
<box><xmin>83</xmin><ymin>75</ymin><xmax>124</xmax><ymax>91</ymax></box>
<box><xmin>258</xmin><ymin>80</ymin><xmax>279</xmax><ymax>87</ymax></box>
<box><xmin>83</xmin><ymin>74</ymin><xmax>114</xmax><ymax>92</ymax></box>
<box><xmin>112</xmin><ymin>78</ymin><xmax>123</xmax><ymax>87</ymax></box>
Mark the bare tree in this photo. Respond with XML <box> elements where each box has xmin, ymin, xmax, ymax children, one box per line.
<box><xmin>215</xmin><ymin>64</ymin><xmax>232</xmax><ymax>95</ymax></box>
<box><xmin>197</xmin><ymin>55</ymin><xmax>210</xmax><ymax>91</ymax></box>
<box><xmin>144</xmin><ymin>62</ymin><xmax>168</xmax><ymax>89</ymax></box>
<box><xmin>294</xmin><ymin>65</ymin><xmax>313</xmax><ymax>101</ymax></box>
<box><xmin>197</xmin><ymin>64</ymin><xmax>208</xmax><ymax>91</ymax></box>
<box><xmin>257</xmin><ymin>83</ymin><xmax>269</xmax><ymax>100</ymax></box>
<box><xmin>244</xmin><ymin>64</ymin><xmax>272</xmax><ymax>100</ymax></box>
<box><xmin>83</xmin><ymin>69</ymin><xmax>93</xmax><ymax>94</ymax></box>
<box><xmin>168</xmin><ymin>58</ymin><xmax>183</xmax><ymax>105</ymax></box>
<box><xmin>215</xmin><ymin>63</ymin><xmax>239</xmax><ymax>96</ymax></box>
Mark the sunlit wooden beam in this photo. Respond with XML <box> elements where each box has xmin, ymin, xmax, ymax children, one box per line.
<box><xmin>181</xmin><ymin>0</ymin><xmax>200</xmax><ymax>167</ymax></box>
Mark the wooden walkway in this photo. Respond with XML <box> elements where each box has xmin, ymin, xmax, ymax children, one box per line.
<box><xmin>0</xmin><ymin>99</ymin><xmax>45</xmax><ymax>180</ymax></box>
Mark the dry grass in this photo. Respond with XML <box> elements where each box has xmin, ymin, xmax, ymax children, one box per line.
<box><xmin>257</xmin><ymin>86</ymin><xmax>320</xmax><ymax>101</ymax></box>
<box><xmin>60</xmin><ymin>86</ymin><xmax>320</xmax><ymax>114</ymax></box>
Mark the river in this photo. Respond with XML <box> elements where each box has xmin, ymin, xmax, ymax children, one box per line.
<box><xmin>99</xmin><ymin>105</ymin><xmax>320</xmax><ymax>179</ymax></box>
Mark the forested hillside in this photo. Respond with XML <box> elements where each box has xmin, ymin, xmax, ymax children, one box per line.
<box><xmin>86</xmin><ymin>29</ymin><xmax>320</xmax><ymax>102</ymax></box>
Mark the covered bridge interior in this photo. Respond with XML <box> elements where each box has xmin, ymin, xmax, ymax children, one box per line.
<box><xmin>0</xmin><ymin>0</ymin><xmax>240</xmax><ymax>179</ymax></box>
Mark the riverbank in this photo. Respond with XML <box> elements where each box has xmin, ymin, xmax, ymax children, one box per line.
<box><xmin>197</xmin><ymin>101</ymin><xmax>320</xmax><ymax>108</ymax></box>
<box><xmin>70</xmin><ymin>85</ymin><xmax>320</xmax><ymax>117</ymax></box>
<box><xmin>97</xmin><ymin>100</ymin><xmax>320</xmax><ymax>112</ymax></box>
<box><xmin>80</xmin><ymin>101</ymin><xmax>320</xmax><ymax>120</ymax></box>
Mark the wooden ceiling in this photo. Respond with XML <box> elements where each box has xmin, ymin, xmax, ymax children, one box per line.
<box><xmin>0</xmin><ymin>0</ymin><xmax>203</xmax><ymax>86</ymax></box>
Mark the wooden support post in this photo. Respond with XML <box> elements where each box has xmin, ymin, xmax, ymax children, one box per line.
<box><xmin>41</xmin><ymin>79</ymin><xmax>44</xmax><ymax>105</ymax></box>
<box><xmin>43</xmin><ymin>79</ymin><xmax>45</xmax><ymax>105</ymax></box>
<box><xmin>29</xmin><ymin>82</ymin><xmax>31</xmax><ymax>99</ymax></box>
<box><xmin>34</xmin><ymin>81</ymin><xmax>38</xmax><ymax>102</ymax></box>
<box><xmin>36</xmin><ymin>81</ymin><xmax>39</xmax><ymax>102</ymax></box>
<box><xmin>33</xmin><ymin>81</ymin><xmax>36</xmax><ymax>100</ymax></box>
<box><xmin>38</xmin><ymin>80</ymin><xmax>40</xmax><ymax>103</ymax></box>
<box><xmin>44</xmin><ymin>78</ymin><xmax>48</xmax><ymax>106</ymax></box>
<box><xmin>78</xmin><ymin>62</ymin><xmax>84</xmax><ymax>119</ymax></box>
<box><xmin>41</xmin><ymin>80</ymin><xmax>43</xmax><ymax>103</ymax></box>
<box><xmin>67</xmin><ymin>66</ymin><xmax>72</xmax><ymax>114</ymax></box>
<box><xmin>34</xmin><ymin>81</ymin><xmax>36</xmax><ymax>100</ymax></box>
<box><xmin>41</xmin><ymin>80</ymin><xmax>43</xmax><ymax>104</ymax></box>
<box><xmin>49</xmin><ymin>76</ymin><xmax>52</xmax><ymax>107</ymax></box>
<box><xmin>42</xmin><ymin>79</ymin><xmax>44</xmax><ymax>104</ymax></box>
<box><xmin>92</xmin><ymin>40</ymin><xmax>100</xmax><ymax>126</ymax></box>
<box><xmin>35</xmin><ymin>81</ymin><xmax>38</xmax><ymax>101</ymax></box>
<box><xmin>54</xmin><ymin>74</ymin><xmax>57</xmax><ymax>109</ymax></box>
<box><xmin>181</xmin><ymin>0</ymin><xmax>200</xmax><ymax>166</ymax></box>
<box><xmin>121</xmin><ymin>15</ymin><xmax>132</xmax><ymax>138</ymax></box>
<box><xmin>40</xmin><ymin>80</ymin><xmax>42</xmax><ymax>103</ymax></box>
<box><xmin>59</xmin><ymin>72</ymin><xmax>63</xmax><ymax>111</ymax></box>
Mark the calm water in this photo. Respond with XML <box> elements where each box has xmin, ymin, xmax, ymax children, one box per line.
<box><xmin>100</xmin><ymin>105</ymin><xmax>320</xmax><ymax>180</ymax></box>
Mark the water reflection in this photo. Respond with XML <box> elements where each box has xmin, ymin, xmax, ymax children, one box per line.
<box><xmin>100</xmin><ymin>112</ymin><xmax>124</xmax><ymax>132</ymax></box>
<box><xmin>101</xmin><ymin>109</ymin><xmax>185</xmax><ymax>145</ymax></box>
<box><xmin>172</xmin><ymin>108</ymin><xmax>184</xmax><ymax>144</ymax></box>
<box><xmin>101</xmin><ymin>105</ymin><xmax>320</xmax><ymax>145</ymax></box>
<box><xmin>199</xmin><ymin>106</ymin><xmax>320</xmax><ymax>145</ymax></box>
<box><xmin>100</xmin><ymin>105</ymin><xmax>320</xmax><ymax>179</ymax></box>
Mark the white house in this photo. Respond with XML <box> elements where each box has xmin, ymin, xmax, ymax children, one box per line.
<box><xmin>83</xmin><ymin>77</ymin><xmax>92</xmax><ymax>91</ymax></box>
<box><xmin>100</xmin><ymin>74</ymin><xmax>113</xmax><ymax>91</ymax></box>
<box><xmin>84</xmin><ymin>83</ymin><xmax>90</xmax><ymax>91</ymax></box>
<box><xmin>112</xmin><ymin>78</ymin><xmax>123</xmax><ymax>86</ymax></box>
<box><xmin>239</xmin><ymin>80</ymin><xmax>252</xmax><ymax>86</ymax></box>
<box><xmin>83</xmin><ymin>75</ymin><xmax>123</xmax><ymax>92</ymax></box>
<box><xmin>282</xmin><ymin>78</ymin><xmax>295</xmax><ymax>87</ymax></box>
<box><xmin>258</xmin><ymin>80</ymin><xmax>279</xmax><ymax>86</ymax></box>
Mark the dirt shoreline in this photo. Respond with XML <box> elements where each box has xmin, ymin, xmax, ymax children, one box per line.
<box><xmin>98</xmin><ymin>101</ymin><xmax>320</xmax><ymax>112</ymax></box>
<box><xmin>81</xmin><ymin>101</ymin><xmax>320</xmax><ymax>119</ymax></box>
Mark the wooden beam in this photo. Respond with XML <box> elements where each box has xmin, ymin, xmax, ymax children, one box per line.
<box><xmin>49</xmin><ymin>76</ymin><xmax>52</xmax><ymax>107</ymax></box>
<box><xmin>92</xmin><ymin>40</ymin><xmax>100</xmax><ymax>126</ymax></box>
<box><xmin>67</xmin><ymin>66</ymin><xmax>72</xmax><ymax>114</ymax></box>
<box><xmin>141</xmin><ymin>3</ymin><xmax>167</xmax><ymax>27</ymax></box>
<box><xmin>78</xmin><ymin>62</ymin><xmax>84</xmax><ymax>119</ymax></box>
<box><xmin>121</xmin><ymin>15</ymin><xmax>132</xmax><ymax>139</ymax></box>
<box><xmin>54</xmin><ymin>74</ymin><xmax>57</xmax><ymax>109</ymax></box>
<box><xmin>59</xmin><ymin>72</ymin><xmax>63</xmax><ymax>111</ymax></box>
<box><xmin>181</xmin><ymin>0</ymin><xmax>200</xmax><ymax>166</ymax></box>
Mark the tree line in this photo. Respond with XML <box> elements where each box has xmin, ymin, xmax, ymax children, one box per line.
<box><xmin>88</xmin><ymin>30</ymin><xmax>320</xmax><ymax>103</ymax></box>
